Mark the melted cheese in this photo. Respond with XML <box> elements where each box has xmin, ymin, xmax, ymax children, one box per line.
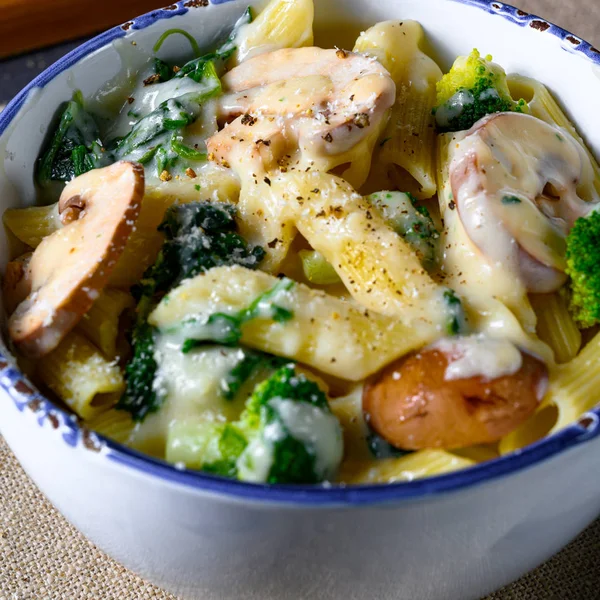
<box><xmin>431</xmin><ymin>334</ymin><xmax>523</xmax><ymax>381</ymax></box>
<box><xmin>448</xmin><ymin>113</ymin><xmax>597</xmax><ymax>294</ymax></box>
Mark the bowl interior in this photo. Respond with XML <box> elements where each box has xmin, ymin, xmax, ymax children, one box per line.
<box><xmin>0</xmin><ymin>0</ymin><xmax>599</xmax><ymax>500</ymax></box>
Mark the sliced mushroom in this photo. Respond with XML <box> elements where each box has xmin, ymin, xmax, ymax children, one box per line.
<box><xmin>2</xmin><ymin>253</ymin><xmax>33</xmax><ymax>315</ymax></box>
<box><xmin>8</xmin><ymin>161</ymin><xmax>144</xmax><ymax>357</ymax></box>
<box><xmin>363</xmin><ymin>343</ymin><xmax>548</xmax><ymax>450</ymax></box>
<box><xmin>449</xmin><ymin>112</ymin><xmax>597</xmax><ymax>293</ymax></box>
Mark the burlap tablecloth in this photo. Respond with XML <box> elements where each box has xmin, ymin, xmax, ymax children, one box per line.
<box><xmin>1</xmin><ymin>0</ymin><xmax>600</xmax><ymax>598</ymax></box>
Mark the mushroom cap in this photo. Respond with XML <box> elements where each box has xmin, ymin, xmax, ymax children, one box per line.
<box><xmin>8</xmin><ymin>161</ymin><xmax>144</xmax><ymax>357</ymax></box>
<box><xmin>2</xmin><ymin>253</ymin><xmax>33</xmax><ymax>315</ymax></box>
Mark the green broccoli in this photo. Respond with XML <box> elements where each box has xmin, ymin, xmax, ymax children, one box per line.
<box><xmin>205</xmin><ymin>365</ymin><xmax>344</xmax><ymax>484</ymax></box>
<box><xmin>433</xmin><ymin>49</ymin><xmax>527</xmax><ymax>133</ymax></box>
<box><xmin>565</xmin><ymin>210</ymin><xmax>600</xmax><ymax>328</ymax></box>
<box><xmin>119</xmin><ymin>202</ymin><xmax>266</xmax><ymax>421</ymax></box>
<box><xmin>180</xmin><ymin>277</ymin><xmax>294</xmax><ymax>353</ymax></box>
<box><xmin>367</xmin><ymin>191</ymin><xmax>440</xmax><ymax>269</ymax></box>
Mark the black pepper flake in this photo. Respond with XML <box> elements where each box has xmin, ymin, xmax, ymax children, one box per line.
<box><xmin>127</xmin><ymin>97</ymin><xmax>135</xmax><ymax>104</ymax></box>
<box><xmin>323</xmin><ymin>132</ymin><xmax>333</xmax><ymax>143</ymax></box>
<box><xmin>353</xmin><ymin>113</ymin><xmax>370</xmax><ymax>129</ymax></box>
<box><xmin>311</xmin><ymin>188</ymin><xmax>320</xmax><ymax>194</ymax></box>
<box><xmin>241</xmin><ymin>114</ymin><xmax>257</xmax><ymax>126</ymax></box>
<box><xmin>143</xmin><ymin>74</ymin><xmax>161</xmax><ymax>86</ymax></box>
<box><xmin>316</xmin><ymin>210</ymin><xmax>326</xmax><ymax>217</ymax></box>
<box><xmin>256</xmin><ymin>138</ymin><xmax>271</xmax><ymax>146</ymax></box>
<box><xmin>264</xmin><ymin>177</ymin><xmax>271</xmax><ymax>186</ymax></box>
<box><xmin>268</xmin><ymin>238</ymin><xmax>279</xmax><ymax>248</ymax></box>
<box><xmin>449</xmin><ymin>200</ymin><xmax>456</xmax><ymax>210</ymax></box>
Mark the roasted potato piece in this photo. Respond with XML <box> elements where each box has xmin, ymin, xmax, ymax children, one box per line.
<box><xmin>363</xmin><ymin>345</ymin><xmax>548</xmax><ymax>450</ymax></box>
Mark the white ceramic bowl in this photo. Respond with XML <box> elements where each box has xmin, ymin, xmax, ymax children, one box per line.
<box><xmin>1</xmin><ymin>2</ymin><xmax>600</xmax><ymax>599</ymax></box>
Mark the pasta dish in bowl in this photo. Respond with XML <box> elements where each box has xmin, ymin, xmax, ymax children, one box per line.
<box><xmin>1</xmin><ymin>1</ymin><xmax>600</xmax><ymax>598</ymax></box>
<box><xmin>2</xmin><ymin>0</ymin><xmax>600</xmax><ymax>487</ymax></box>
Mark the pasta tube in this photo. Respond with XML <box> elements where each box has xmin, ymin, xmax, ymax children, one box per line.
<box><xmin>87</xmin><ymin>408</ymin><xmax>167</xmax><ymax>458</ymax></box>
<box><xmin>548</xmin><ymin>331</ymin><xmax>600</xmax><ymax>431</ymax></box>
<box><xmin>87</xmin><ymin>408</ymin><xmax>135</xmax><ymax>445</ymax></box>
<box><xmin>149</xmin><ymin>265</ymin><xmax>440</xmax><ymax>381</ymax></box>
<box><xmin>355</xmin><ymin>21</ymin><xmax>442</xmax><ymax>199</ymax></box>
<box><xmin>77</xmin><ymin>288</ymin><xmax>135</xmax><ymax>358</ymax></box>
<box><xmin>36</xmin><ymin>331</ymin><xmax>124</xmax><ymax>420</ymax></box>
<box><xmin>274</xmin><ymin>170</ymin><xmax>445</xmax><ymax>325</ymax></box>
<box><xmin>337</xmin><ymin>450</ymin><xmax>476</xmax><ymax>484</ymax></box>
<box><xmin>233</xmin><ymin>0</ymin><xmax>314</xmax><ymax>65</ymax></box>
<box><xmin>529</xmin><ymin>293</ymin><xmax>581</xmax><ymax>364</ymax></box>
<box><xmin>499</xmin><ymin>404</ymin><xmax>558</xmax><ymax>455</ymax></box>
<box><xmin>3</xmin><ymin>202</ymin><xmax>61</xmax><ymax>248</ymax></box>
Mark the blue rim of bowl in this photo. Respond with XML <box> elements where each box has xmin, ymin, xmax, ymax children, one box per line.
<box><xmin>1</xmin><ymin>0</ymin><xmax>600</xmax><ymax>506</ymax></box>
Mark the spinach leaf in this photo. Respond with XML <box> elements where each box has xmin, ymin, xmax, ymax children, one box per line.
<box><xmin>37</xmin><ymin>96</ymin><xmax>110</xmax><ymax>186</ymax></box>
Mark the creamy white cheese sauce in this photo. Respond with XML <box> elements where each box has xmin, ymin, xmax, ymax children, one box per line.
<box><xmin>236</xmin><ymin>396</ymin><xmax>343</xmax><ymax>482</ymax></box>
<box><xmin>448</xmin><ymin>112</ymin><xmax>597</xmax><ymax>294</ymax></box>
<box><xmin>431</xmin><ymin>334</ymin><xmax>523</xmax><ymax>381</ymax></box>
<box><xmin>153</xmin><ymin>333</ymin><xmax>245</xmax><ymax>420</ymax></box>
<box><xmin>270</xmin><ymin>397</ymin><xmax>343</xmax><ymax>479</ymax></box>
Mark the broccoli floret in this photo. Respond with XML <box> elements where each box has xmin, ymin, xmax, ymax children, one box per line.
<box><xmin>367</xmin><ymin>191</ymin><xmax>440</xmax><ymax>269</ymax></box>
<box><xmin>565</xmin><ymin>211</ymin><xmax>600</xmax><ymax>328</ymax></box>
<box><xmin>138</xmin><ymin>202</ymin><xmax>266</xmax><ymax>300</ymax></box>
<box><xmin>205</xmin><ymin>365</ymin><xmax>344</xmax><ymax>484</ymax></box>
<box><xmin>220</xmin><ymin>349</ymin><xmax>287</xmax><ymax>401</ymax></box>
<box><xmin>434</xmin><ymin>49</ymin><xmax>527</xmax><ymax>132</ymax></box>
<box><xmin>119</xmin><ymin>202</ymin><xmax>266</xmax><ymax>420</ymax></box>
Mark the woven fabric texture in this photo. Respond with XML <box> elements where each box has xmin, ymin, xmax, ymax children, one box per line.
<box><xmin>1</xmin><ymin>0</ymin><xmax>600</xmax><ymax>598</ymax></box>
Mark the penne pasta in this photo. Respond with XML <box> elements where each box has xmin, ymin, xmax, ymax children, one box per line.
<box><xmin>86</xmin><ymin>408</ymin><xmax>136</xmax><ymax>445</ymax></box>
<box><xmin>36</xmin><ymin>331</ymin><xmax>125</xmax><ymax>420</ymax></box>
<box><xmin>77</xmin><ymin>288</ymin><xmax>135</xmax><ymax>358</ymax></box>
<box><xmin>87</xmin><ymin>408</ymin><xmax>167</xmax><ymax>458</ymax></box>
<box><xmin>3</xmin><ymin>202</ymin><xmax>61</xmax><ymax>248</ymax></box>
<box><xmin>233</xmin><ymin>0</ymin><xmax>314</xmax><ymax>65</ymax></box>
<box><xmin>499</xmin><ymin>404</ymin><xmax>558</xmax><ymax>455</ymax></box>
<box><xmin>355</xmin><ymin>21</ymin><xmax>442</xmax><ymax>199</ymax></box>
<box><xmin>337</xmin><ymin>450</ymin><xmax>476</xmax><ymax>484</ymax></box>
<box><xmin>275</xmin><ymin>170</ymin><xmax>445</xmax><ymax>324</ymax></box>
<box><xmin>548</xmin><ymin>331</ymin><xmax>600</xmax><ymax>432</ymax></box>
<box><xmin>529</xmin><ymin>293</ymin><xmax>581</xmax><ymax>364</ymax></box>
<box><xmin>149</xmin><ymin>265</ymin><xmax>440</xmax><ymax>381</ymax></box>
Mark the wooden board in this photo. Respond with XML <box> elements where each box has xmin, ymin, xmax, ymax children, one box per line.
<box><xmin>0</xmin><ymin>0</ymin><xmax>169</xmax><ymax>59</ymax></box>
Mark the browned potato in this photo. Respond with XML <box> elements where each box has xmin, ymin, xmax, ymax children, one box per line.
<box><xmin>363</xmin><ymin>346</ymin><xmax>548</xmax><ymax>450</ymax></box>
